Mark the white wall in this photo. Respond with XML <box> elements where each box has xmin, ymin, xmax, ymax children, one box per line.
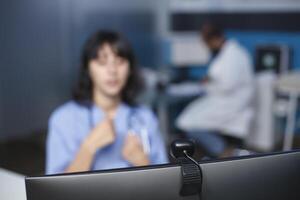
<box><xmin>169</xmin><ymin>0</ymin><xmax>300</xmax><ymax>12</ymax></box>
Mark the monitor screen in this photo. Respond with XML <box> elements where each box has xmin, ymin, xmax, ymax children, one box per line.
<box><xmin>26</xmin><ymin>150</ymin><xmax>300</xmax><ymax>200</ymax></box>
<box><xmin>255</xmin><ymin>45</ymin><xmax>290</xmax><ymax>74</ymax></box>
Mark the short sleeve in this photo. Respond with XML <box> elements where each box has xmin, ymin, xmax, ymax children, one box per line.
<box><xmin>46</xmin><ymin>106</ymin><xmax>78</xmax><ymax>174</ymax></box>
<box><xmin>143</xmin><ymin>109</ymin><xmax>169</xmax><ymax>165</ymax></box>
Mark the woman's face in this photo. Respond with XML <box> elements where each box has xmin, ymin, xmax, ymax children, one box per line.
<box><xmin>89</xmin><ymin>43</ymin><xmax>130</xmax><ymax>99</ymax></box>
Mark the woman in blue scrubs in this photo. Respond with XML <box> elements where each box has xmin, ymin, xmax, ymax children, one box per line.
<box><xmin>46</xmin><ymin>31</ymin><xmax>168</xmax><ymax>174</ymax></box>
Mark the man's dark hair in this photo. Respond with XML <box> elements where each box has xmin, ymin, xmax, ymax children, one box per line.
<box><xmin>72</xmin><ymin>30</ymin><xmax>143</xmax><ymax>106</ymax></box>
<box><xmin>201</xmin><ymin>22</ymin><xmax>224</xmax><ymax>41</ymax></box>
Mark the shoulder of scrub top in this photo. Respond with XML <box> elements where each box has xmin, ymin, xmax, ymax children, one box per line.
<box><xmin>48</xmin><ymin>100</ymin><xmax>88</xmax><ymax>127</ymax></box>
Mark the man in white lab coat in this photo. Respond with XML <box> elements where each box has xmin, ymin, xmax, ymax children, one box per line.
<box><xmin>176</xmin><ymin>23</ymin><xmax>254</xmax><ymax>157</ymax></box>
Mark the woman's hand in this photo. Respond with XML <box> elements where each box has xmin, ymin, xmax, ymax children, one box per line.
<box><xmin>83</xmin><ymin>117</ymin><xmax>116</xmax><ymax>155</ymax></box>
<box><xmin>122</xmin><ymin>133</ymin><xmax>150</xmax><ymax>166</ymax></box>
<box><xmin>65</xmin><ymin>116</ymin><xmax>116</xmax><ymax>173</ymax></box>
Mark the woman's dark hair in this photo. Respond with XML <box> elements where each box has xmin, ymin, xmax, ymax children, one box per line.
<box><xmin>72</xmin><ymin>30</ymin><xmax>143</xmax><ymax>107</ymax></box>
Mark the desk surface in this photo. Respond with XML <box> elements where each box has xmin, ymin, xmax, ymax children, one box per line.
<box><xmin>0</xmin><ymin>168</ymin><xmax>26</xmax><ymax>200</ymax></box>
<box><xmin>166</xmin><ymin>82</ymin><xmax>206</xmax><ymax>97</ymax></box>
<box><xmin>276</xmin><ymin>73</ymin><xmax>300</xmax><ymax>94</ymax></box>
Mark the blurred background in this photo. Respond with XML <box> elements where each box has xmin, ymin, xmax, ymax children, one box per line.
<box><xmin>1</xmin><ymin>0</ymin><xmax>300</xmax><ymax>176</ymax></box>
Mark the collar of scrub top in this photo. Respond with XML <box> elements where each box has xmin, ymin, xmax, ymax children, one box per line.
<box><xmin>88</xmin><ymin>102</ymin><xmax>127</xmax><ymax>129</ymax></box>
<box><xmin>88</xmin><ymin>103</ymin><xmax>151</xmax><ymax>155</ymax></box>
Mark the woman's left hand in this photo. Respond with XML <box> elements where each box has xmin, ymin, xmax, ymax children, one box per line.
<box><xmin>122</xmin><ymin>133</ymin><xmax>150</xmax><ymax>166</ymax></box>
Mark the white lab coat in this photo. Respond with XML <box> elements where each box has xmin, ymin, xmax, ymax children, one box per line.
<box><xmin>176</xmin><ymin>40</ymin><xmax>254</xmax><ymax>139</ymax></box>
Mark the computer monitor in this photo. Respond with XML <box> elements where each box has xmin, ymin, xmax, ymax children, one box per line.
<box><xmin>255</xmin><ymin>45</ymin><xmax>290</xmax><ymax>74</ymax></box>
<box><xmin>26</xmin><ymin>150</ymin><xmax>300</xmax><ymax>200</ymax></box>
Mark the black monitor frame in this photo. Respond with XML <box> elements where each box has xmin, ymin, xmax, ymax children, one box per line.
<box><xmin>26</xmin><ymin>150</ymin><xmax>300</xmax><ymax>200</ymax></box>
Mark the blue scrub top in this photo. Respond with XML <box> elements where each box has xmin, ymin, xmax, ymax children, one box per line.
<box><xmin>46</xmin><ymin>101</ymin><xmax>168</xmax><ymax>174</ymax></box>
